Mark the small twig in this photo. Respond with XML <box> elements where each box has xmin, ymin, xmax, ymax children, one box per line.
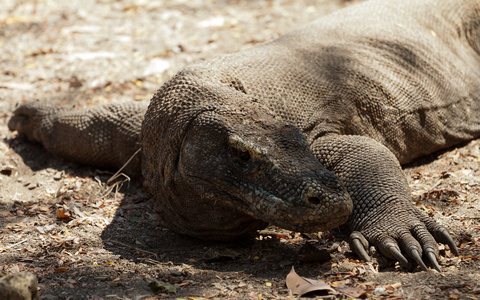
<box><xmin>7</xmin><ymin>239</ymin><xmax>28</xmax><ymax>249</ymax></box>
<box><xmin>107</xmin><ymin>148</ymin><xmax>141</xmax><ymax>186</ymax></box>
<box><xmin>105</xmin><ymin>239</ymin><xmax>158</xmax><ymax>259</ymax></box>
<box><xmin>136</xmin><ymin>258</ymin><xmax>172</xmax><ymax>265</ymax></box>
<box><xmin>428</xmin><ymin>180</ymin><xmax>442</xmax><ymax>191</ymax></box>
<box><xmin>105</xmin><ymin>175</ymin><xmax>130</xmax><ymax>199</ymax></box>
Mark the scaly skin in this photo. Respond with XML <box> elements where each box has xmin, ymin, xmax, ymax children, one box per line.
<box><xmin>10</xmin><ymin>0</ymin><xmax>480</xmax><ymax>271</ymax></box>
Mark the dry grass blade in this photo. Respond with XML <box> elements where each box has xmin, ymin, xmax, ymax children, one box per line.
<box><xmin>107</xmin><ymin>147</ymin><xmax>141</xmax><ymax>186</ymax></box>
<box><xmin>94</xmin><ymin>148</ymin><xmax>142</xmax><ymax>198</ymax></box>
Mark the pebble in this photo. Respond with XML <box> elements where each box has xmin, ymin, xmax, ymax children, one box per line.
<box><xmin>26</xmin><ymin>183</ymin><xmax>37</xmax><ymax>190</ymax></box>
<box><xmin>169</xmin><ymin>270</ymin><xmax>182</xmax><ymax>276</ymax></box>
<box><xmin>337</xmin><ymin>261</ymin><xmax>357</xmax><ymax>272</ymax></box>
<box><xmin>53</xmin><ymin>172</ymin><xmax>63</xmax><ymax>181</ymax></box>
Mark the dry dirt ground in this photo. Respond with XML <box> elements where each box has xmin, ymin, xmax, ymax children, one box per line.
<box><xmin>1</xmin><ymin>0</ymin><xmax>480</xmax><ymax>299</ymax></box>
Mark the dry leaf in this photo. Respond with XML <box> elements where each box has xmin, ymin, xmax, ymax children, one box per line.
<box><xmin>336</xmin><ymin>286</ymin><xmax>374</xmax><ymax>298</ymax></box>
<box><xmin>386</xmin><ymin>282</ymin><xmax>402</xmax><ymax>290</ymax></box>
<box><xmin>331</xmin><ymin>281</ymin><xmax>348</xmax><ymax>287</ymax></box>
<box><xmin>286</xmin><ymin>266</ymin><xmax>334</xmax><ymax>297</ymax></box>
<box><xmin>57</xmin><ymin>208</ymin><xmax>72</xmax><ymax>220</ymax></box>
<box><xmin>55</xmin><ymin>267</ymin><xmax>68</xmax><ymax>273</ymax></box>
<box><xmin>144</xmin><ymin>277</ymin><xmax>177</xmax><ymax>294</ymax></box>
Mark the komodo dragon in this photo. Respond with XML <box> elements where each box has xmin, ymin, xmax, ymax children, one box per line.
<box><xmin>8</xmin><ymin>0</ymin><xmax>480</xmax><ymax>271</ymax></box>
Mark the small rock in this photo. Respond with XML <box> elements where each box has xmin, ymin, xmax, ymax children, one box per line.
<box><xmin>26</xmin><ymin>183</ymin><xmax>37</xmax><ymax>190</ymax></box>
<box><xmin>94</xmin><ymin>276</ymin><xmax>108</xmax><ymax>281</ymax></box>
<box><xmin>74</xmin><ymin>181</ymin><xmax>82</xmax><ymax>190</ymax></box>
<box><xmin>423</xmin><ymin>286</ymin><xmax>437</xmax><ymax>294</ymax></box>
<box><xmin>1</xmin><ymin>165</ymin><xmax>15</xmax><ymax>176</ymax></box>
<box><xmin>53</xmin><ymin>172</ymin><xmax>63</xmax><ymax>181</ymax></box>
<box><xmin>337</xmin><ymin>261</ymin><xmax>357</xmax><ymax>272</ymax></box>
<box><xmin>36</xmin><ymin>225</ymin><xmax>55</xmax><ymax>234</ymax></box>
<box><xmin>0</xmin><ymin>272</ymin><xmax>39</xmax><ymax>300</ymax></box>
<box><xmin>169</xmin><ymin>270</ymin><xmax>182</xmax><ymax>277</ymax></box>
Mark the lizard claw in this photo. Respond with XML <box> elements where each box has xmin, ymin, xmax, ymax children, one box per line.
<box><xmin>426</xmin><ymin>250</ymin><xmax>442</xmax><ymax>272</ymax></box>
<box><xmin>349</xmin><ymin>231</ymin><xmax>370</xmax><ymax>262</ymax></box>
<box><xmin>387</xmin><ymin>243</ymin><xmax>411</xmax><ymax>269</ymax></box>
<box><xmin>433</xmin><ymin>227</ymin><xmax>459</xmax><ymax>256</ymax></box>
<box><xmin>351</xmin><ymin>209</ymin><xmax>457</xmax><ymax>271</ymax></box>
<box><xmin>409</xmin><ymin>247</ymin><xmax>428</xmax><ymax>271</ymax></box>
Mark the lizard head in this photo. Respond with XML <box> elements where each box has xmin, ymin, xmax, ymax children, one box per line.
<box><xmin>177</xmin><ymin>108</ymin><xmax>353</xmax><ymax>233</ymax></box>
<box><xmin>142</xmin><ymin>69</ymin><xmax>353</xmax><ymax>240</ymax></box>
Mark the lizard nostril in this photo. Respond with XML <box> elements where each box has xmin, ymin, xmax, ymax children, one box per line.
<box><xmin>307</xmin><ymin>196</ymin><xmax>321</xmax><ymax>205</ymax></box>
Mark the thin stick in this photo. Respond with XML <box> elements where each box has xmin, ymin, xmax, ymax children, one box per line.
<box><xmin>107</xmin><ymin>147</ymin><xmax>141</xmax><ymax>186</ymax></box>
<box><xmin>7</xmin><ymin>239</ymin><xmax>28</xmax><ymax>249</ymax></box>
<box><xmin>105</xmin><ymin>239</ymin><xmax>158</xmax><ymax>259</ymax></box>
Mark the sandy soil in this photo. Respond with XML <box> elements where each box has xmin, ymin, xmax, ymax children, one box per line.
<box><xmin>1</xmin><ymin>0</ymin><xmax>479</xmax><ymax>299</ymax></box>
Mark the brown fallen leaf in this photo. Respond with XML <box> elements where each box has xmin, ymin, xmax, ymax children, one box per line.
<box><xmin>286</xmin><ymin>266</ymin><xmax>335</xmax><ymax>297</ymax></box>
<box><xmin>336</xmin><ymin>286</ymin><xmax>373</xmax><ymax>298</ymax></box>
<box><xmin>55</xmin><ymin>267</ymin><xmax>68</xmax><ymax>273</ymax></box>
<box><xmin>144</xmin><ymin>277</ymin><xmax>177</xmax><ymax>294</ymax></box>
<box><xmin>385</xmin><ymin>282</ymin><xmax>402</xmax><ymax>290</ymax></box>
<box><xmin>57</xmin><ymin>208</ymin><xmax>72</xmax><ymax>220</ymax></box>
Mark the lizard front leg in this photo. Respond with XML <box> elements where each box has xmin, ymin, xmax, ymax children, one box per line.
<box><xmin>8</xmin><ymin>100</ymin><xmax>147</xmax><ymax>177</ymax></box>
<box><xmin>311</xmin><ymin>134</ymin><xmax>458</xmax><ymax>271</ymax></box>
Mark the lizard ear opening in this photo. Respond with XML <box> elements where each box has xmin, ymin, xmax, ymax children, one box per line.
<box><xmin>220</xmin><ymin>77</ymin><xmax>247</xmax><ymax>94</ymax></box>
<box><xmin>229</xmin><ymin>78</ymin><xmax>247</xmax><ymax>94</ymax></box>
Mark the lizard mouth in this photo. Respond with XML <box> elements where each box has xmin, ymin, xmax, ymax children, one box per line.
<box><xmin>234</xmin><ymin>185</ymin><xmax>352</xmax><ymax>232</ymax></box>
<box><xmin>186</xmin><ymin>172</ymin><xmax>352</xmax><ymax>233</ymax></box>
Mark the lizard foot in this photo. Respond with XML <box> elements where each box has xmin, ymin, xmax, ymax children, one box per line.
<box><xmin>8</xmin><ymin>100</ymin><xmax>61</xmax><ymax>143</ymax></box>
<box><xmin>349</xmin><ymin>209</ymin><xmax>458</xmax><ymax>272</ymax></box>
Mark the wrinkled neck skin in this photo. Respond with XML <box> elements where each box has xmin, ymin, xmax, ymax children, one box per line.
<box><xmin>141</xmin><ymin>70</ymin><xmax>353</xmax><ymax>240</ymax></box>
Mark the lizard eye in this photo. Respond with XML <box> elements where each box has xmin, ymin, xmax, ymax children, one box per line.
<box><xmin>228</xmin><ymin>135</ymin><xmax>263</xmax><ymax>167</ymax></box>
<box><xmin>238</xmin><ymin>150</ymin><xmax>251</xmax><ymax>162</ymax></box>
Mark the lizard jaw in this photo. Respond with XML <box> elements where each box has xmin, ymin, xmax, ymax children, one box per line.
<box><xmin>230</xmin><ymin>184</ymin><xmax>353</xmax><ymax>233</ymax></box>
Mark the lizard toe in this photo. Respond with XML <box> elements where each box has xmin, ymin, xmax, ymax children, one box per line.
<box><xmin>378</xmin><ymin>235</ymin><xmax>412</xmax><ymax>269</ymax></box>
<box><xmin>387</xmin><ymin>243</ymin><xmax>411</xmax><ymax>269</ymax></box>
<box><xmin>417</xmin><ymin>212</ymin><xmax>459</xmax><ymax>256</ymax></box>
<box><xmin>8</xmin><ymin>100</ymin><xmax>62</xmax><ymax>143</ymax></box>
<box><xmin>9</xmin><ymin>101</ymin><xmax>45</xmax><ymax>142</ymax></box>
<box><xmin>8</xmin><ymin>111</ymin><xmax>40</xmax><ymax>143</ymax></box>
<box><xmin>8</xmin><ymin>113</ymin><xmax>28</xmax><ymax>134</ymax></box>
<box><xmin>349</xmin><ymin>231</ymin><xmax>370</xmax><ymax>262</ymax></box>
<box><xmin>355</xmin><ymin>226</ymin><xmax>414</xmax><ymax>269</ymax></box>
<box><xmin>409</xmin><ymin>247</ymin><xmax>428</xmax><ymax>271</ymax></box>
<box><xmin>426</xmin><ymin>250</ymin><xmax>442</xmax><ymax>272</ymax></box>
<box><xmin>361</xmin><ymin>213</ymin><xmax>448</xmax><ymax>271</ymax></box>
<box><xmin>433</xmin><ymin>227</ymin><xmax>459</xmax><ymax>256</ymax></box>
<box><xmin>409</xmin><ymin>222</ymin><xmax>444</xmax><ymax>270</ymax></box>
